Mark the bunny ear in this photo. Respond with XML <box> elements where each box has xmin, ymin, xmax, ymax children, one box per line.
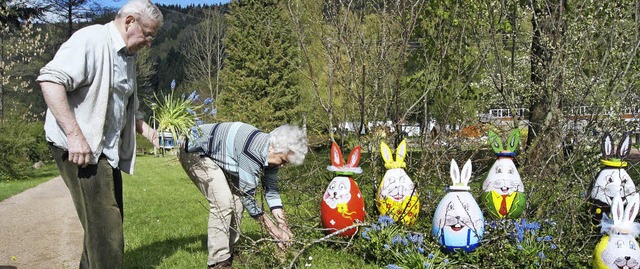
<box><xmin>346</xmin><ymin>146</ymin><xmax>362</xmax><ymax>167</ymax></box>
<box><xmin>330</xmin><ymin>141</ymin><xmax>345</xmax><ymax>167</ymax></box>
<box><xmin>506</xmin><ymin>129</ymin><xmax>520</xmax><ymax>152</ymax></box>
<box><xmin>612</xmin><ymin>195</ymin><xmax>625</xmax><ymax>224</ymax></box>
<box><xmin>460</xmin><ymin>159</ymin><xmax>472</xmax><ymax>186</ymax></box>
<box><xmin>625</xmin><ymin>193</ymin><xmax>640</xmax><ymax>223</ymax></box>
<box><xmin>618</xmin><ymin>132</ymin><xmax>631</xmax><ymax>159</ymax></box>
<box><xmin>450</xmin><ymin>159</ymin><xmax>460</xmax><ymax>185</ymax></box>
<box><xmin>488</xmin><ymin>130</ymin><xmax>503</xmax><ymax>154</ymax></box>
<box><xmin>602</xmin><ymin>132</ymin><xmax>613</xmax><ymax>159</ymax></box>
<box><xmin>380</xmin><ymin>141</ymin><xmax>394</xmax><ymax>164</ymax></box>
<box><xmin>395</xmin><ymin>139</ymin><xmax>408</xmax><ymax>163</ymax></box>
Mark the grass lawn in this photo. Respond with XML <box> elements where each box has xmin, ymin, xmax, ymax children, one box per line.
<box><xmin>0</xmin><ymin>163</ymin><xmax>60</xmax><ymax>201</ymax></box>
<box><xmin>122</xmin><ymin>154</ymin><xmax>380</xmax><ymax>269</ymax></box>
<box><xmin>3</xmin><ymin>146</ymin><xmax>611</xmax><ymax>268</ymax></box>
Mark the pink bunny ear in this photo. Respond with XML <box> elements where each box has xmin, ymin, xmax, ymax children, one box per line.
<box><xmin>330</xmin><ymin>141</ymin><xmax>345</xmax><ymax>167</ymax></box>
<box><xmin>346</xmin><ymin>146</ymin><xmax>361</xmax><ymax>168</ymax></box>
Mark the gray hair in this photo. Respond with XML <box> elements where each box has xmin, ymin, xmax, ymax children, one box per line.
<box><xmin>117</xmin><ymin>0</ymin><xmax>164</xmax><ymax>27</ymax></box>
<box><xmin>269</xmin><ymin>124</ymin><xmax>308</xmax><ymax>166</ymax></box>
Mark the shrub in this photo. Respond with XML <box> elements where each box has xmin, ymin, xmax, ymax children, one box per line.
<box><xmin>0</xmin><ymin>118</ymin><xmax>49</xmax><ymax>180</ymax></box>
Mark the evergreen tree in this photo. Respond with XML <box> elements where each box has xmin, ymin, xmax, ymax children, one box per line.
<box><xmin>219</xmin><ymin>0</ymin><xmax>302</xmax><ymax>130</ymax></box>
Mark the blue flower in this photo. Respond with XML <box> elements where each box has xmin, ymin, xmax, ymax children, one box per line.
<box><xmin>372</xmin><ymin>224</ymin><xmax>380</xmax><ymax>231</ymax></box>
<box><xmin>203</xmin><ymin>97</ymin><xmax>213</xmax><ymax>105</ymax></box>
<box><xmin>186</xmin><ymin>108</ymin><xmax>195</xmax><ymax>115</ymax></box>
<box><xmin>538</xmin><ymin>251</ymin><xmax>546</xmax><ymax>259</ymax></box>
<box><xmin>204</xmin><ymin>107</ymin><xmax>210</xmax><ymax>114</ymax></box>
<box><xmin>209</xmin><ymin>108</ymin><xmax>217</xmax><ymax>116</ymax></box>
<box><xmin>427</xmin><ymin>253</ymin><xmax>435</xmax><ymax>259</ymax></box>
<box><xmin>386</xmin><ymin>264</ymin><xmax>401</xmax><ymax>269</ymax></box>
<box><xmin>391</xmin><ymin>235</ymin><xmax>402</xmax><ymax>245</ymax></box>
<box><xmin>444</xmin><ymin>259</ymin><xmax>449</xmax><ymax>264</ymax></box>
<box><xmin>550</xmin><ymin>243</ymin><xmax>557</xmax><ymax>250</ymax></box>
<box><xmin>361</xmin><ymin>230</ymin><xmax>370</xmax><ymax>240</ymax></box>
<box><xmin>517</xmin><ymin>244</ymin><xmax>523</xmax><ymax>250</ymax></box>
<box><xmin>544</xmin><ymin>235</ymin><xmax>552</xmax><ymax>241</ymax></box>
<box><xmin>187</xmin><ymin>91</ymin><xmax>197</xmax><ymax>102</ymax></box>
<box><xmin>417</xmin><ymin>247</ymin><xmax>424</xmax><ymax>254</ymax></box>
<box><xmin>537</xmin><ymin>236</ymin><xmax>543</xmax><ymax>242</ymax></box>
<box><xmin>424</xmin><ymin>262</ymin><xmax>430</xmax><ymax>268</ymax></box>
<box><xmin>384</xmin><ymin>244</ymin><xmax>390</xmax><ymax>250</ymax></box>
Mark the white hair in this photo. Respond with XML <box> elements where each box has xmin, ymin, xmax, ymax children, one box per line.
<box><xmin>117</xmin><ymin>0</ymin><xmax>164</xmax><ymax>27</ymax></box>
<box><xmin>269</xmin><ymin>124</ymin><xmax>308</xmax><ymax>165</ymax></box>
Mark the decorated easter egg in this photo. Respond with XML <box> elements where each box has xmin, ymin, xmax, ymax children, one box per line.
<box><xmin>481</xmin><ymin>129</ymin><xmax>526</xmax><ymax>219</ymax></box>
<box><xmin>320</xmin><ymin>141</ymin><xmax>366</xmax><ymax>236</ymax></box>
<box><xmin>321</xmin><ymin>176</ymin><xmax>366</xmax><ymax>236</ymax></box>
<box><xmin>433</xmin><ymin>159</ymin><xmax>484</xmax><ymax>253</ymax></box>
<box><xmin>587</xmin><ymin>132</ymin><xmax>636</xmax><ymax>224</ymax></box>
<box><xmin>376</xmin><ymin>140</ymin><xmax>420</xmax><ymax>226</ymax></box>
<box><xmin>592</xmin><ymin>194</ymin><xmax>640</xmax><ymax>268</ymax></box>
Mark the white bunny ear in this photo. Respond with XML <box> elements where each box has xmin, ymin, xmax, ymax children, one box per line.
<box><xmin>450</xmin><ymin>159</ymin><xmax>460</xmax><ymax>185</ymax></box>
<box><xmin>460</xmin><ymin>159</ymin><xmax>472</xmax><ymax>186</ymax></box>
<box><xmin>380</xmin><ymin>141</ymin><xmax>394</xmax><ymax>164</ymax></box>
<box><xmin>602</xmin><ymin>132</ymin><xmax>613</xmax><ymax>158</ymax></box>
<box><xmin>625</xmin><ymin>193</ymin><xmax>640</xmax><ymax>223</ymax></box>
<box><xmin>396</xmin><ymin>139</ymin><xmax>407</xmax><ymax>163</ymax></box>
<box><xmin>612</xmin><ymin>195</ymin><xmax>625</xmax><ymax>224</ymax></box>
<box><xmin>618</xmin><ymin>132</ymin><xmax>631</xmax><ymax>158</ymax></box>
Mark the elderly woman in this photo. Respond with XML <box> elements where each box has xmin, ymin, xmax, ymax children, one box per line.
<box><xmin>178</xmin><ymin>122</ymin><xmax>308</xmax><ymax>269</ymax></box>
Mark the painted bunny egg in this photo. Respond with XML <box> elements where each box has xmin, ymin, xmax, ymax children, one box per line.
<box><xmin>480</xmin><ymin>129</ymin><xmax>526</xmax><ymax>219</ymax></box>
<box><xmin>593</xmin><ymin>193</ymin><xmax>640</xmax><ymax>269</ymax></box>
<box><xmin>588</xmin><ymin>132</ymin><xmax>636</xmax><ymax>224</ymax></box>
<box><xmin>433</xmin><ymin>159</ymin><xmax>484</xmax><ymax>253</ymax></box>
<box><xmin>320</xmin><ymin>141</ymin><xmax>366</xmax><ymax>236</ymax></box>
<box><xmin>376</xmin><ymin>140</ymin><xmax>420</xmax><ymax>226</ymax></box>
<box><xmin>321</xmin><ymin>176</ymin><xmax>366</xmax><ymax>236</ymax></box>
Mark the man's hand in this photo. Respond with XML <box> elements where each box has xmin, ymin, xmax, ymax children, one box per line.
<box><xmin>67</xmin><ymin>131</ymin><xmax>91</xmax><ymax>167</ymax></box>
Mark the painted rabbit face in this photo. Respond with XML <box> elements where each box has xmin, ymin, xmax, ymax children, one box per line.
<box><xmin>376</xmin><ymin>139</ymin><xmax>420</xmax><ymax>226</ymax></box>
<box><xmin>594</xmin><ymin>193</ymin><xmax>640</xmax><ymax>269</ymax></box>
<box><xmin>323</xmin><ymin>176</ymin><xmax>352</xmax><ymax>209</ymax></box>
<box><xmin>321</xmin><ymin>141</ymin><xmax>366</xmax><ymax>237</ymax></box>
<box><xmin>588</xmin><ymin>132</ymin><xmax>635</xmax><ymax>221</ymax></box>
<box><xmin>482</xmin><ymin>158</ymin><xmax>524</xmax><ymax>195</ymax></box>
<box><xmin>379</xmin><ymin>168</ymin><xmax>415</xmax><ymax>202</ymax></box>
<box><xmin>591</xmin><ymin>168</ymin><xmax>635</xmax><ymax>206</ymax></box>
<box><xmin>434</xmin><ymin>192</ymin><xmax>484</xmax><ymax>234</ymax></box>
<box><xmin>433</xmin><ymin>159</ymin><xmax>484</xmax><ymax>252</ymax></box>
<box><xmin>600</xmin><ymin>234</ymin><xmax>640</xmax><ymax>269</ymax></box>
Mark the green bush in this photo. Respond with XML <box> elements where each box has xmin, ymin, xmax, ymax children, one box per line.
<box><xmin>0</xmin><ymin>118</ymin><xmax>49</xmax><ymax>180</ymax></box>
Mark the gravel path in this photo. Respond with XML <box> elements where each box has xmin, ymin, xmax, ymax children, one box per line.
<box><xmin>0</xmin><ymin>176</ymin><xmax>82</xmax><ymax>269</ymax></box>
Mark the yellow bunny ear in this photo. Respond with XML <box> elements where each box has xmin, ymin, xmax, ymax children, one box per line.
<box><xmin>395</xmin><ymin>139</ymin><xmax>407</xmax><ymax>163</ymax></box>
<box><xmin>380</xmin><ymin>141</ymin><xmax>394</xmax><ymax>164</ymax></box>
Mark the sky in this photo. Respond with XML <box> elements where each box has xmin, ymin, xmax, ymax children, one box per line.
<box><xmin>97</xmin><ymin>0</ymin><xmax>230</xmax><ymax>9</ymax></box>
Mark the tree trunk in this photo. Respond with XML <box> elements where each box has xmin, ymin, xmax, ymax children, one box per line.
<box><xmin>525</xmin><ymin>0</ymin><xmax>566</xmax><ymax>170</ymax></box>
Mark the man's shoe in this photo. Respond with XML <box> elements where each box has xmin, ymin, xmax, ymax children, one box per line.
<box><xmin>207</xmin><ymin>258</ymin><xmax>233</xmax><ymax>269</ymax></box>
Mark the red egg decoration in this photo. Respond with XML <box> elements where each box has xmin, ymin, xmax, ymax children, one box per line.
<box><xmin>320</xmin><ymin>141</ymin><xmax>366</xmax><ymax>237</ymax></box>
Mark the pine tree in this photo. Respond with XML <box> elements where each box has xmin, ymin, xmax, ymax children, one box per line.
<box><xmin>219</xmin><ymin>0</ymin><xmax>302</xmax><ymax>130</ymax></box>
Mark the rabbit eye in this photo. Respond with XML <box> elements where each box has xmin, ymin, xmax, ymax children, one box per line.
<box><xmin>508</xmin><ymin>168</ymin><xmax>514</xmax><ymax>174</ymax></box>
<box><xmin>339</xmin><ymin>183</ymin><xmax>346</xmax><ymax>190</ymax></box>
<box><xmin>496</xmin><ymin>167</ymin><xmax>503</xmax><ymax>173</ymax></box>
<box><xmin>630</xmin><ymin>241</ymin><xmax>637</xmax><ymax>250</ymax></box>
<box><xmin>607</xmin><ymin>176</ymin><xmax>613</xmax><ymax>183</ymax></box>
<box><xmin>616</xmin><ymin>240</ymin><xmax>624</xmax><ymax>248</ymax></box>
<box><xmin>447</xmin><ymin>203</ymin><xmax>455</xmax><ymax>211</ymax></box>
<box><xmin>463</xmin><ymin>203</ymin><xmax>469</xmax><ymax>210</ymax></box>
<box><xmin>622</xmin><ymin>179</ymin><xmax>628</xmax><ymax>185</ymax></box>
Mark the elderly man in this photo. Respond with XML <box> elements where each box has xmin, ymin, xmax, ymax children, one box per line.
<box><xmin>37</xmin><ymin>0</ymin><xmax>163</xmax><ymax>268</ymax></box>
<box><xmin>179</xmin><ymin>122</ymin><xmax>308</xmax><ymax>269</ymax></box>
